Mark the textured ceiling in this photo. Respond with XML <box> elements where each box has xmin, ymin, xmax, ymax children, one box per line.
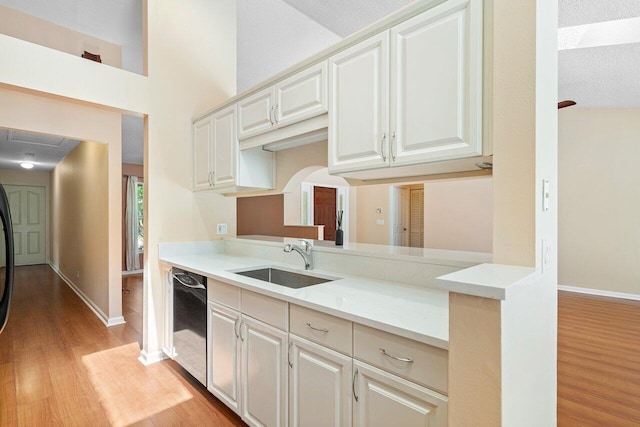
<box><xmin>0</xmin><ymin>128</ymin><xmax>80</xmax><ymax>172</ymax></box>
<box><xmin>281</xmin><ymin>0</ymin><xmax>414</xmax><ymax>37</ymax></box>
<box><xmin>559</xmin><ymin>0</ymin><xmax>640</xmax><ymax>107</ymax></box>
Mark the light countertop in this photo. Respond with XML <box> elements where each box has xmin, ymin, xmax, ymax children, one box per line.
<box><xmin>160</xmin><ymin>248</ymin><xmax>450</xmax><ymax>350</ymax></box>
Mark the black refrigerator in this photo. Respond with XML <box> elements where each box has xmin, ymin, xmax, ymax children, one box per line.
<box><xmin>0</xmin><ymin>183</ymin><xmax>15</xmax><ymax>335</ymax></box>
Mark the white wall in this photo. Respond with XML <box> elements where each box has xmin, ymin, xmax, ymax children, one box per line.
<box><xmin>236</xmin><ymin>0</ymin><xmax>340</xmax><ymax>92</ymax></box>
<box><xmin>559</xmin><ymin>108</ymin><xmax>640</xmax><ymax>297</ymax></box>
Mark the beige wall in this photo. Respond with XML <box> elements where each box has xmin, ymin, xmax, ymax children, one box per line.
<box><xmin>559</xmin><ymin>108</ymin><xmax>640</xmax><ymax>296</ymax></box>
<box><xmin>51</xmin><ymin>141</ymin><xmax>110</xmax><ymax>317</ymax></box>
<box><xmin>144</xmin><ymin>0</ymin><xmax>237</xmax><ymax>357</ymax></box>
<box><xmin>0</xmin><ymin>4</ymin><xmax>122</xmax><ymax>68</ymax></box>
<box><xmin>424</xmin><ymin>177</ymin><xmax>493</xmax><ymax>253</ymax></box>
<box><xmin>0</xmin><ymin>87</ymin><xmax>123</xmax><ymax>325</ymax></box>
<box><xmin>356</xmin><ymin>184</ymin><xmax>391</xmax><ymax>245</ymax></box>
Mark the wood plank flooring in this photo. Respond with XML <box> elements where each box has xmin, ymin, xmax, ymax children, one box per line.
<box><xmin>0</xmin><ymin>265</ymin><xmax>245</xmax><ymax>427</ymax></box>
<box><xmin>558</xmin><ymin>291</ymin><xmax>640</xmax><ymax>426</ymax></box>
<box><xmin>2</xmin><ymin>266</ymin><xmax>639</xmax><ymax>426</ymax></box>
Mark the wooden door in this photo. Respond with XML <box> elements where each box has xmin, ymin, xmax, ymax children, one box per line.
<box><xmin>6</xmin><ymin>185</ymin><xmax>46</xmax><ymax>266</ymax></box>
<box><xmin>208</xmin><ymin>301</ymin><xmax>242</xmax><ymax>414</ymax></box>
<box><xmin>328</xmin><ymin>31</ymin><xmax>390</xmax><ymax>174</ymax></box>
<box><xmin>289</xmin><ymin>336</ymin><xmax>352</xmax><ymax>427</ymax></box>
<box><xmin>314</xmin><ymin>186</ymin><xmax>337</xmax><ymax>241</ymax></box>
<box><xmin>353</xmin><ymin>361</ymin><xmax>447</xmax><ymax>427</ymax></box>
<box><xmin>241</xmin><ymin>316</ymin><xmax>288</xmax><ymax>427</ymax></box>
<box><xmin>389</xmin><ymin>0</ymin><xmax>483</xmax><ymax>166</ymax></box>
<box><xmin>409</xmin><ymin>188</ymin><xmax>424</xmax><ymax>248</ymax></box>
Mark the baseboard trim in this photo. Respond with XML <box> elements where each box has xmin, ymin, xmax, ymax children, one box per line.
<box><xmin>138</xmin><ymin>349</ymin><xmax>166</xmax><ymax>366</ymax></box>
<box><xmin>107</xmin><ymin>316</ymin><xmax>126</xmax><ymax>327</ymax></box>
<box><xmin>48</xmin><ymin>262</ymin><xmax>114</xmax><ymax>327</ymax></box>
<box><xmin>122</xmin><ymin>269</ymin><xmax>143</xmax><ymax>276</ymax></box>
<box><xmin>558</xmin><ymin>285</ymin><xmax>640</xmax><ymax>302</ymax></box>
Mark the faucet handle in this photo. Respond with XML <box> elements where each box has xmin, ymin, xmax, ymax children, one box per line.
<box><xmin>299</xmin><ymin>239</ymin><xmax>312</xmax><ymax>251</ymax></box>
<box><xmin>284</xmin><ymin>243</ymin><xmax>293</xmax><ymax>253</ymax></box>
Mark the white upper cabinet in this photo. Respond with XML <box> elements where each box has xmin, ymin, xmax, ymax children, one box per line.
<box><xmin>329</xmin><ymin>0</ymin><xmax>483</xmax><ymax>175</ymax></box>
<box><xmin>390</xmin><ymin>0</ymin><xmax>482</xmax><ymax>166</ymax></box>
<box><xmin>328</xmin><ymin>32</ymin><xmax>390</xmax><ymax>174</ymax></box>
<box><xmin>276</xmin><ymin>62</ymin><xmax>328</xmax><ymax>128</ymax></box>
<box><xmin>212</xmin><ymin>106</ymin><xmax>237</xmax><ymax>187</ymax></box>
<box><xmin>193</xmin><ymin>105</ymin><xmax>274</xmax><ymax>193</ymax></box>
<box><xmin>193</xmin><ymin>115</ymin><xmax>214</xmax><ymax>191</ymax></box>
<box><xmin>238</xmin><ymin>87</ymin><xmax>276</xmax><ymax>140</ymax></box>
<box><xmin>238</xmin><ymin>62</ymin><xmax>328</xmax><ymax>141</ymax></box>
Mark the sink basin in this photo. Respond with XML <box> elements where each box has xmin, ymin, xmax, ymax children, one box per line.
<box><xmin>233</xmin><ymin>267</ymin><xmax>336</xmax><ymax>289</ymax></box>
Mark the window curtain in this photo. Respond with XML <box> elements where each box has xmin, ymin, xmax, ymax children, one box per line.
<box><xmin>125</xmin><ymin>176</ymin><xmax>141</xmax><ymax>271</ymax></box>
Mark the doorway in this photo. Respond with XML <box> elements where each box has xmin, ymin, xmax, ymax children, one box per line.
<box><xmin>390</xmin><ymin>184</ymin><xmax>424</xmax><ymax>248</ymax></box>
<box><xmin>314</xmin><ymin>186</ymin><xmax>337</xmax><ymax>241</ymax></box>
<box><xmin>5</xmin><ymin>185</ymin><xmax>46</xmax><ymax>265</ymax></box>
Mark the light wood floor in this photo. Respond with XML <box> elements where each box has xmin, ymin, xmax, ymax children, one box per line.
<box><xmin>2</xmin><ymin>266</ymin><xmax>639</xmax><ymax>426</ymax></box>
<box><xmin>558</xmin><ymin>291</ymin><xmax>640</xmax><ymax>426</ymax></box>
<box><xmin>0</xmin><ymin>265</ymin><xmax>245</xmax><ymax>426</ymax></box>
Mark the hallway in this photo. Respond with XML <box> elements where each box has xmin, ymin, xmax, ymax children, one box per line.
<box><xmin>0</xmin><ymin>265</ymin><xmax>244</xmax><ymax>426</ymax></box>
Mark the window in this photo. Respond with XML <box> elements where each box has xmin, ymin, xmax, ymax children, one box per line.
<box><xmin>136</xmin><ymin>182</ymin><xmax>144</xmax><ymax>252</ymax></box>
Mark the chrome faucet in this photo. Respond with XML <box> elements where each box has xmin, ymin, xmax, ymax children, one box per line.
<box><xmin>284</xmin><ymin>239</ymin><xmax>314</xmax><ymax>270</ymax></box>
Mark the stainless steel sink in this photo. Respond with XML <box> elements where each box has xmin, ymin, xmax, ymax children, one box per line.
<box><xmin>233</xmin><ymin>267</ymin><xmax>336</xmax><ymax>289</ymax></box>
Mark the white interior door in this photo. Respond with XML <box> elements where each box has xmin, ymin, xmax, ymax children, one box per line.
<box><xmin>6</xmin><ymin>185</ymin><xmax>46</xmax><ymax>266</ymax></box>
<box><xmin>390</xmin><ymin>187</ymin><xmax>410</xmax><ymax>246</ymax></box>
<box><xmin>409</xmin><ymin>188</ymin><xmax>424</xmax><ymax>248</ymax></box>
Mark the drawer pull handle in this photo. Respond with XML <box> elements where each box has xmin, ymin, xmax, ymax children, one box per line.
<box><xmin>306</xmin><ymin>323</ymin><xmax>329</xmax><ymax>333</ymax></box>
<box><xmin>379</xmin><ymin>348</ymin><xmax>414</xmax><ymax>363</ymax></box>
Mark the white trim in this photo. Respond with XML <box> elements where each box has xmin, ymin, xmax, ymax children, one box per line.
<box><xmin>558</xmin><ymin>285</ymin><xmax>640</xmax><ymax>302</ymax></box>
<box><xmin>107</xmin><ymin>316</ymin><xmax>126</xmax><ymax>326</ymax></box>
<box><xmin>122</xmin><ymin>269</ymin><xmax>143</xmax><ymax>276</ymax></box>
<box><xmin>48</xmin><ymin>262</ymin><xmax>126</xmax><ymax>327</ymax></box>
<box><xmin>138</xmin><ymin>349</ymin><xmax>167</xmax><ymax>366</ymax></box>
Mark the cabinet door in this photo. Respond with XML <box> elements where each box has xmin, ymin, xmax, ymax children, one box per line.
<box><xmin>237</xmin><ymin>87</ymin><xmax>276</xmax><ymax>140</ymax></box>
<box><xmin>353</xmin><ymin>361</ymin><xmax>447</xmax><ymax>427</ymax></box>
<box><xmin>275</xmin><ymin>62</ymin><xmax>328</xmax><ymax>128</ymax></box>
<box><xmin>212</xmin><ymin>105</ymin><xmax>237</xmax><ymax>187</ymax></box>
<box><xmin>241</xmin><ymin>316</ymin><xmax>288</xmax><ymax>427</ymax></box>
<box><xmin>208</xmin><ymin>302</ymin><xmax>242</xmax><ymax>414</ymax></box>
<box><xmin>329</xmin><ymin>31</ymin><xmax>390</xmax><ymax>174</ymax></box>
<box><xmin>289</xmin><ymin>336</ymin><xmax>352</xmax><ymax>427</ymax></box>
<box><xmin>389</xmin><ymin>0</ymin><xmax>482</xmax><ymax>166</ymax></box>
<box><xmin>193</xmin><ymin>116</ymin><xmax>214</xmax><ymax>190</ymax></box>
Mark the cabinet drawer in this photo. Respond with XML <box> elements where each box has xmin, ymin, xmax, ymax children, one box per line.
<box><xmin>353</xmin><ymin>323</ymin><xmax>448</xmax><ymax>394</ymax></box>
<box><xmin>208</xmin><ymin>279</ymin><xmax>241</xmax><ymax>310</ymax></box>
<box><xmin>290</xmin><ymin>304</ymin><xmax>352</xmax><ymax>356</ymax></box>
<box><xmin>241</xmin><ymin>290</ymin><xmax>288</xmax><ymax>331</ymax></box>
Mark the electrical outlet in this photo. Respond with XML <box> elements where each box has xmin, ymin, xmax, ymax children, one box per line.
<box><xmin>376</xmin><ymin>219</ymin><xmax>385</xmax><ymax>225</ymax></box>
<box><xmin>76</xmin><ymin>271</ymin><xmax>80</xmax><ymax>279</ymax></box>
<box><xmin>217</xmin><ymin>223</ymin><xmax>227</xmax><ymax>235</ymax></box>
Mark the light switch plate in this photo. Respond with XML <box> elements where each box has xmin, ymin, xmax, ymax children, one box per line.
<box><xmin>376</xmin><ymin>219</ymin><xmax>384</xmax><ymax>225</ymax></box>
<box><xmin>217</xmin><ymin>223</ymin><xmax>227</xmax><ymax>235</ymax></box>
<box><xmin>542</xmin><ymin>180</ymin><xmax>550</xmax><ymax>211</ymax></box>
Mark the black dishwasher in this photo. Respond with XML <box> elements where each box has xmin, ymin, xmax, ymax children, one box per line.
<box><xmin>172</xmin><ymin>268</ymin><xmax>207</xmax><ymax>385</ymax></box>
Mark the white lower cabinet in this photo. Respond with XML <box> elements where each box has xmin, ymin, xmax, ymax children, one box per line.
<box><xmin>207</xmin><ymin>301</ymin><xmax>242</xmax><ymax>413</ymax></box>
<box><xmin>289</xmin><ymin>335</ymin><xmax>353</xmax><ymax>427</ymax></box>
<box><xmin>353</xmin><ymin>361</ymin><xmax>447</xmax><ymax>427</ymax></box>
<box><xmin>241</xmin><ymin>316</ymin><xmax>289</xmax><ymax>427</ymax></box>
<box><xmin>207</xmin><ymin>302</ymin><xmax>288</xmax><ymax>427</ymax></box>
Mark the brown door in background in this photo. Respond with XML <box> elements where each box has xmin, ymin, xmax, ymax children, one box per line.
<box><xmin>314</xmin><ymin>186</ymin><xmax>336</xmax><ymax>241</ymax></box>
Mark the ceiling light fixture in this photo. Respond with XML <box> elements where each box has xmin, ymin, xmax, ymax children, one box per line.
<box><xmin>20</xmin><ymin>153</ymin><xmax>35</xmax><ymax>170</ymax></box>
<box><xmin>558</xmin><ymin>16</ymin><xmax>640</xmax><ymax>51</ymax></box>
